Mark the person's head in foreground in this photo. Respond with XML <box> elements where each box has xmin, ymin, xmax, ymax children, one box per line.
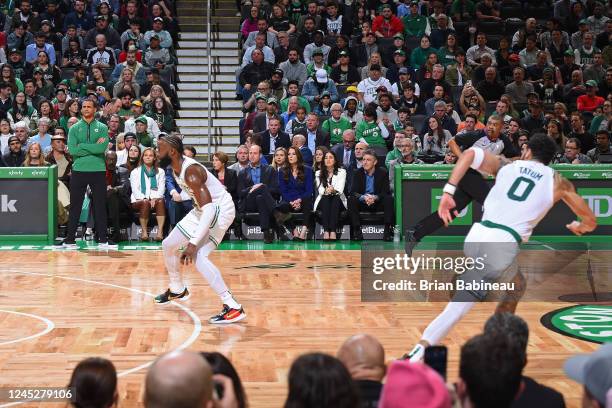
<box><xmin>565</xmin><ymin>343</ymin><xmax>612</xmax><ymax>408</ymax></box>
<box><xmin>284</xmin><ymin>352</ymin><xmax>359</xmax><ymax>408</ymax></box>
<box><xmin>68</xmin><ymin>357</ymin><xmax>117</xmax><ymax>408</ymax></box>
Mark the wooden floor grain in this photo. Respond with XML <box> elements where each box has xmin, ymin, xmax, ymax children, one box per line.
<box><xmin>0</xmin><ymin>249</ymin><xmax>606</xmax><ymax>408</ymax></box>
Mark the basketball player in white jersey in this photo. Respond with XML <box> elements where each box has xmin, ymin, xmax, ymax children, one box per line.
<box><xmin>405</xmin><ymin>134</ymin><xmax>596</xmax><ymax>361</ymax></box>
<box><xmin>154</xmin><ymin>135</ymin><xmax>246</xmax><ymax>324</ymax></box>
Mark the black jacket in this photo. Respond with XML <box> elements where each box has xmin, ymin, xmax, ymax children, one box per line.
<box><xmin>294</xmin><ymin>128</ymin><xmax>331</xmax><ymax>149</ymax></box>
<box><xmin>349</xmin><ymin>167</ymin><xmax>390</xmax><ymax>201</ymax></box>
<box><xmin>1</xmin><ymin>150</ymin><xmax>25</xmax><ymax>167</ymax></box>
<box><xmin>253</xmin><ymin>130</ymin><xmax>291</xmax><ymax>155</ymax></box>
<box><xmin>213</xmin><ymin>167</ymin><xmax>238</xmax><ymax>202</ymax></box>
<box><xmin>236</xmin><ymin>164</ymin><xmax>280</xmax><ymax>210</ymax></box>
<box><xmin>239</xmin><ymin>61</ymin><xmax>276</xmax><ymax>87</ymax></box>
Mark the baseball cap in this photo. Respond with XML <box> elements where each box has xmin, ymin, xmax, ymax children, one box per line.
<box><xmin>378</xmin><ymin>361</ymin><xmax>451</xmax><ymax>408</ymax></box>
<box><xmin>124</xmin><ymin>132</ymin><xmax>137</xmax><ymax>140</ymax></box>
<box><xmin>315</xmin><ymin>68</ymin><xmax>328</xmax><ymax>83</ymax></box>
<box><xmin>565</xmin><ymin>49</ymin><xmax>575</xmax><ymax>56</ymax></box>
<box><xmin>267</xmin><ymin>97</ymin><xmax>278</xmax><ymax>104</ymax></box>
<box><xmin>8</xmin><ymin>48</ymin><xmax>19</xmax><ymax>55</ymax></box>
<box><xmin>586</xmin><ymin>79</ymin><xmax>599</xmax><ymax>87</ymax></box>
<box><xmin>346</xmin><ymin>85</ymin><xmax>358</xmax><ymax>93</ymax></box>
<box><xmin>315</xmin><ymin>29</ymin><xmax>325</xmax><ymax>36</ymax></box>
<box><xmin>135</xmin><ymin>116</ymin><xmax>148</xmax><ymax>125</ymax></box>
<box><xmin>380</xmin><ymin>4</ymin><xmax>391</xmax><ymax>10</ymax></box>
<box><xmin>7</xmin><ymin>135</ymin><xmax>20</xmax><ymax>144</ymax></box>
<box><xmin>526</xmin><ymin>91</ymin><xmax>539</xmax><ymax>98</ymax></box>
<box><xmin>312</xmin><ymin>48</ymin><xmax>324</xmax><ymax>56</ymax></box>
<box><xmin>579</xmin><ymin>18</ymin><xmax>588</xmax><ymax>25</ymax></box>
<box><xmin>40</xmin><ymin>19</ymin><xmax>51</xmax><ymax>26</ymax></box>
<box><xmin>565</xmin><ymin>343</ymin><xmax>612</xmax><ymax>406</ymax></box>
<box><xmin>150</xmin><ymin>34</ymin><xmax>160</xmax><ymax>41</ymax></box>
<box><xmin>33</xmin><ymin>67</ymin><xmax>43</xmax><ymax>74</ymax></box>
<box><xmin>321</xmin><ymin>91</ymin><xmax>330</xmax><ymax>98</ymax></box>
<box><xmin>394</xmin><ymin>33</ymin><xmax>404</xmax><ymax>40</ymax></box>
<box><xmin>95</xmin><ymin>14</ymin><xmax>106</xmax><ymax>21</ymax></box>
<box><xmin>273</xmin><ymin>68</ymin><xmax>284</xmax><ymax>77</ymax></box>
<box><xmin>132</xmin><ymin>100</ymin><xmax>143</xmax><ymax>107</ymax></box>
<box><xmin>153</xmin><ymin>16</ymin><xmax>164</xmax><ymax>23</ymax></box>
<box><xmin>410</xmin><ymin>0</ymin><xmax>419</xmax><ymax>5</ymax></box>
<box><xmin>339</xmin><ymin>50</ymin><xmax>349</xmax><ymax>57</ymax></box>
<box><xmin>394</xmin><ymin>49</ymin><xmax>406</xmax><ymax>56</ymax></box>
<box><xmin>255</xmin><ymin>92</ymin><xmax>267</xmax><ymax>101</ymax></box>
<box><xmin>51</xmin><ymin>134</ymin><xmax>66</xmax><ymax>141</ymax></box>
<box><xmin>399</xmin><ymin>67</ymin><xmax>409</xmax><ymax>75</ymax></box>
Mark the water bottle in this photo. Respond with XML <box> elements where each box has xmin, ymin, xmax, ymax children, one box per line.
<box><xmin>393</xmin><ymin>226</ymin><xmax>400</xmax><ymax>243</ymax></box>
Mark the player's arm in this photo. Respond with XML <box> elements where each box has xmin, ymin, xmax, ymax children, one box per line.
<box><xmin>438</xmin><ymin>147</ymin><xmax>502</xmax><ymax>226</ymax></box>
<box><xmin>553</xmin><ymin>172</ymin><xmax>597</xmax><ymax>236</ymax></box>
<box><xmin>181</xmin><ymin>165</ymin><xmax>214</xmax><ymax>263</ymax></box>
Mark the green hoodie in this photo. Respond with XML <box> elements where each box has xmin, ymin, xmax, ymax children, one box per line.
<box><xmin>67</xmin><ymin>118</ymin><xmax>109</xmax><ymax>172</ymax></box>
<box><xmin>322</xmin><ymin>116</ymin><xmax>352</xmax><ymax>145</ymax></box>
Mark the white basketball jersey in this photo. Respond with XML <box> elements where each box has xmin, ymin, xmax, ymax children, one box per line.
<box><xmin>482</xmin><ymin>160</ymin><xmax>555</xmax><ymax>241</ymax></box>
<box><xmin>174</xmin><ymin>156</ymin><xmax>231</xmax><ymax>214</ymax></box>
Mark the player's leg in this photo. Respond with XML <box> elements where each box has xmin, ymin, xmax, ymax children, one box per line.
<box><xmin>198</xmin><ymin>201</ymin><xmax>246</xmax><ymax>324</ymax></box>
<box><xmin>154</xmin><ymin>218</ymin><xmax>192</xmax><ymax>304</ymax></box>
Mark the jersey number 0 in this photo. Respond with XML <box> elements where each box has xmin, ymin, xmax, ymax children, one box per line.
<box><xmin>506</xmin><ymin>177</ymin><xmax>536</xmax><ymax>202</ymax></box>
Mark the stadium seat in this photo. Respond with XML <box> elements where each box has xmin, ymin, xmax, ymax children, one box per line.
<box><xmin>505</xmin><ymin>20</ymin><xmax>525</xmax><ymax>36</ymax></box>
<box><xmin>478</xmin><ymin>21</ymin><xmax>500</xmax><ymax>35</ymax></box>
<box><xmin>500</xmin><ymin>7</ymin><xmax>523</xmax><ymax>20</ymax></box>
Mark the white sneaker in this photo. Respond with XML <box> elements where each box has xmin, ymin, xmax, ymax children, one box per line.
<box><xmin>98</xmin><ymin>242</ymin><xmax>118</xmax><ymax>250</ymax></box>
<box><xmin>53</xmin><ymin>241</ymin><xmax>78</xmax><ymax>250</ymax></box>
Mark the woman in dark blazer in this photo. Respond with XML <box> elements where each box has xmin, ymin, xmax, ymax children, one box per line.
<box><xmin>212</xmin><ymin>151</ymin><xmax>238</xmax><ymax>202</ymax></box>
<box><xmin>277</xmin><ymin>146</ymin><xmax>314</xmax><ymax>241</ymax></box>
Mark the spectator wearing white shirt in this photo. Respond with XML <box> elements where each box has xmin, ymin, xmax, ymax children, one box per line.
<box><xmin>303</xmin><ymin>30</ymin><xmax>331</xmax><ymax>65</ymax></box>
<box><xmin>357</xmin><ymin>64</ymin><xmax>392</xmax><ymax>105</ymax></box>
<box><xmin>129</xmin><ymin>147</ymin><xmax>166</xmax><ymax>241</ymax></box>
<box><xmin>124</xmin><ymin>100</ymin><xmax>161</xmax><ymax>138</ymax></box>
<box><xmin>466</xmin><ymin>33</ymin><xmax>496</xmax><ymax>68</ymax></box>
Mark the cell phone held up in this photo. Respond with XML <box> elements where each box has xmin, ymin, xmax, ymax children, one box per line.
<box><xmin>424</xmin><ymin>345</ymin><xmax>448</xmax><ymax>381</ymax></box>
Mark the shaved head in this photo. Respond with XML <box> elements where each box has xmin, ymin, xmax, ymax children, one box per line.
<box><xmin>337</xmin><ymin>334</ymin><xmax>386</xmax><ymax>382</ymax></box>
<box><xmin>145</xmin><ymin>351</ymin><xmax>214</xmax><ymax>408</ymax></box>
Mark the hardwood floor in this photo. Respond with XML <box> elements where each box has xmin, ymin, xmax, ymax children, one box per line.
<box><xmin>0</xmin><ymin>248</ymin><xmax>607</xmax><ymax>408</ymax></box>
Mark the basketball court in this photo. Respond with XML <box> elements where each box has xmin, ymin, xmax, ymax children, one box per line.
<box><xmin>0</xmin><ymin>241</ymin><xmax>610</xmax><ymax>407</ymax></box>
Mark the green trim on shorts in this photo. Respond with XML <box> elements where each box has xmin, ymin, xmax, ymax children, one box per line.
<box><xmin>176</xmin><ymin>223</ymin><xmax>192</xmax><ymax>239</ymax></box>
<box><xmin>209</xmin><ymin>205</ymin><xmax>220</xmax><ymax>229</ymax></box>
<box><xmin>480</xmin><ymin>221</ymin><xmax>522</xmax><ymax>243</ymax></box>
<box><xmin>209</xmin><ymin>235</ymin><xmax>219</xmax><ymax>247</ymax></box>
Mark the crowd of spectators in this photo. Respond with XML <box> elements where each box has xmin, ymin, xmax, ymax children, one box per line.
<box><xmin>65</xmin><ymin>312</ymin><xmax>612</xmax><ymax>408</ymax></box>
<box><xmin>0</xmin><ymin>0</ymin><xmax>182</xmax><ymax>242</ymax></box>
<box><xmin>228</xmin><ymin>0</ymin><xmax>612</xmax><ymax>242</ymax></box>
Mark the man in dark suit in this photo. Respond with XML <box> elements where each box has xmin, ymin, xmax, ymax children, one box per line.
<box><xmin>253</xmin><ymin>117</ymin><xmax>291</xmax><ymax>156</ymax></box>
<box><xmin>105</xmin><ymin>151</ymin><xmax>131</xmax><ymax>242</ymax></box>
<box><xmin>292</xmin><ymin>134</ymin><xmax>313</xmax><ymax>167</ymax></box>
<box><xmin>236</xmin><ymin>144</ymin><xmax>281</xmax><ymax>243</ymax></box>
<box><xmin>347</xmin><ymin>150</ymin><xmax>394</xmax><ymax>241</ymax></box>
<box><xmin>331</xmin><ymin>129</ymin><xmax>356</xmax><ymax>193</ymax></box>
<box><xmin>294</xmin><ymin>112</ymin><xmax>330</xmax><ymax>155</ymax></box>
<box><xmin>252</xmin><ymin>98</ymin><xmax>281</xmax><ymax>135</ymax></box>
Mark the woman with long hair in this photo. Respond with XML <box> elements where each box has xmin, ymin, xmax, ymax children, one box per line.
<box><xmin>129</xmin><ymin>147</ymin><xmax>166</xmax><ymax>241</ymax></box>
<box><xmin>505</xmin><ymin>117</ymin><xmax>523</xmax><ymax>151</ymax></box>
<box><xmin>8</xmin><ymin>91</ymin><xmax>39</xmax><ymax>130</ymax></box>
<box><xmin>417</xmin><ymin>52</ymin><xmax>439</xmax><ymax>83</ymax></box>
<box><xmin>495</xmin><ymin>36</ymin><xmax>512</xmax><ymax>73</ymax></box>
<box><xmin>422</xmin><ymin>116</ymin><xmax>452</xmax><ymax>155</ymax></box>
<box><xmin>499</xmin><ymin>94</ymin><xmax>520</xmax><ymax>119</ymax></box>
<box><xmin>242</xmin><ymin>6</ymin><xmax>260</xmax><ymax>38</ymax></box>
<box><xmin>590</xmin><ymin>99</ymin><xmax>612</xmax><ymax>133</ymax></box>
<box><xmin>314</xmin><ymin>151</ymin><xmax>346</xmax><ymax>241</ymax></box>
<box><xmin>59</xmin><ymin>99</ymin><xmax>81</xmax><ymax>133</ymax></box>
<box><xmin>124</xmin><ymin>143</ymin><xmax>142</xmax><ymax>173</ymax></box>
<box><xmin>360</xmin><ymin>52</ymin><xmax>388</xmax><ymax>80</ymax></box>
<box><xmin>23</xmin><ymin>142</ymin><xmax>48</xmax><ymax>166</ymax></box>
<box><xmin>143</xmin><ymin>84</ymin><xmax>173</xmax><ymax>113</ymax></box>
<box><xmin>36</xmin><ymin>100</ymin><xmax>59</xmax><ymax>131</ymax></box>
<box><xmin>96</xmin><ymin>0</ymin><xmax>118</xmax><ymax>29</ymax></box>
<box><xmin>67</xmin><ymin>357</ymin><xmax>117</xmax><ymax>408</ymax></box>
<box><xmin>145</xmin><ymin>96</ymin><xmax>175</xmax><ymax>133</ymax></box>
<box><xmin>278</xmin><ymin>146</ymin><xmax>314</xmax><ymax>241</ymax></box>
<box><xmin>271</xmin><ymin>147</ymin><xmax>288</xmax><ymax>170</ymax></box>
<box><xmin>1</xmin><ymin>64</ymin><xmax>23</xmax><ymax>94</ymax></box>
<box><xmin>552</xmin><ymin>101</ymin><xmax>571</xmax><ymax>134</ymax></box>
<box><xmin>113</xmin><ymin>67</ymin><xmax>141</xmax><ymax>98</ymax></box>
<box><xmin>34</xmin><ymin>51</ymin><xmax>60</xmax><ymax>84</ymax></box>
<box><xmin>91</xmin><ymin>66</ymin><xmax>113</xmax><ymax>98</ymax></box>
<box><xmin>547</xmin><ymin>118</ymin><xmax>567</xmax><ymax>155</ymax></box>
<box><xmin>437</xmin><ymin>33</ymin><xmax>464</xmax><ymax>67</ymax></box>
<box><xmin>313</xmin><ymin>145</ymin><xmax>329</xmax><ymax>173</ymax></box>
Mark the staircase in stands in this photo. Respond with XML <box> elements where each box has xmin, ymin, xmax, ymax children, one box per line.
<box><xmin>175</xmin><ymin>0</ymin><xmax>242</xmax><ymax>158</ymax></box>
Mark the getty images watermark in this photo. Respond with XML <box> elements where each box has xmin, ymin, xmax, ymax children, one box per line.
<box><xmin>361</xmin><ymin>242</ymin><xmax>609</xmax><ymax>302</ymax></box>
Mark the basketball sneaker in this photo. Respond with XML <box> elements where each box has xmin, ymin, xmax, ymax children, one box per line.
<box><xmin>400</xmin><ymin>343</ymin><xmax>425</xmax><ymax>362</ymax></box>
<box><xmin>208</xmin><ymin>304</ymin><xmax>246</xmax><ymax>324</ymax></box>
<box><xmin>154</xmin><ymin>288</ymin><xmax>190</xmax><ymax>304</ymax></box>
<box><xmin>54</xmin><ymin>239</ymin><xmax>78</xmax><ymax>250</ymax></box>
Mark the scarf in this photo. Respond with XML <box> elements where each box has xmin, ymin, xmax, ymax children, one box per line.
<box><xmin>140</xmin><ymin>166</ymin><xmax>157</xmax><ymax>195</ymax></box>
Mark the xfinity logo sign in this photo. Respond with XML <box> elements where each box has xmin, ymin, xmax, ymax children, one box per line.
<box><xmin>582</xmin><ymin>195</ymin><xmax>612</xmax><ymax>218</ymax></box>
<box><xmin>0</xmin><ymin>195</ymin><xmax>17</xmax><ymax>212</ymax></box>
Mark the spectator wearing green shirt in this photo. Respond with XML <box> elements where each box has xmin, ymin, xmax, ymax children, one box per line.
<box><xmin>280</xmin><ymin>80</ymin><xmax>311</xmax><ymax>113</ymax></box>
<box><xmin>62</xmin><ymin>66</ymin><xmax>88</xmax><ymax>99</ymax></box>
<box><xmin>322</xmin><ymin>103</ymin><xmax>353</xmax><ymax>145</ymax></box>
<box><xmin>355</xmin><ymin>105</ymin><xmax>390</xmax><ymax>149</ymax></box>
<box><xmin>402</xmin><ymin>0</ymin><xmax>430</xmax><ymax>39</ymax></box>
<box><xmin>57</xmin><ymin>99</ymin><xmax>113</xmax><ymax>249</ymax></box>
<box><xmin>450</xmin><ymin>0</ymin><xmax>476</xmax><ymax>22</ymax></box>
<box><xmin>410</xmin><ymin>35</ymin><xmax>437</xmax><ymax>69</ymax></box>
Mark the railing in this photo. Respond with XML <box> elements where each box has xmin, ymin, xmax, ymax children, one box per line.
<box><xmin>206</xmin><ymin>0</ymin><xmax>212</xmax><ymax>158</ymax></box>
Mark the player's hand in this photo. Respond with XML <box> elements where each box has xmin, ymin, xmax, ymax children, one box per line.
<box><xmin>438</xmin><ymin>193</ymin><xmax>458</xmax><ymax>227</ymax></box>
<box><xmin>180</xmin><ymin>243</ymin><xmax>197</xmax><ymax>265</ymax></box>
<box><xmin>566</xmin><ymin>221</ymin><xmax>595</xmax><ymax>236</ymax></box>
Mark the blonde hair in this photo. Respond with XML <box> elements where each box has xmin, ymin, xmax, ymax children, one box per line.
<box><xmin>23</xmin><ymin>142</ymin><xmax>49</xmax><ymax>166</ymax></box>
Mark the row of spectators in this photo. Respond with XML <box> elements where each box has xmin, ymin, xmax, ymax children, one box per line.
<box><xmin>64</xmin><ymin>312</ymin><xmax>612</xmax><ymax>408</ymax></box>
